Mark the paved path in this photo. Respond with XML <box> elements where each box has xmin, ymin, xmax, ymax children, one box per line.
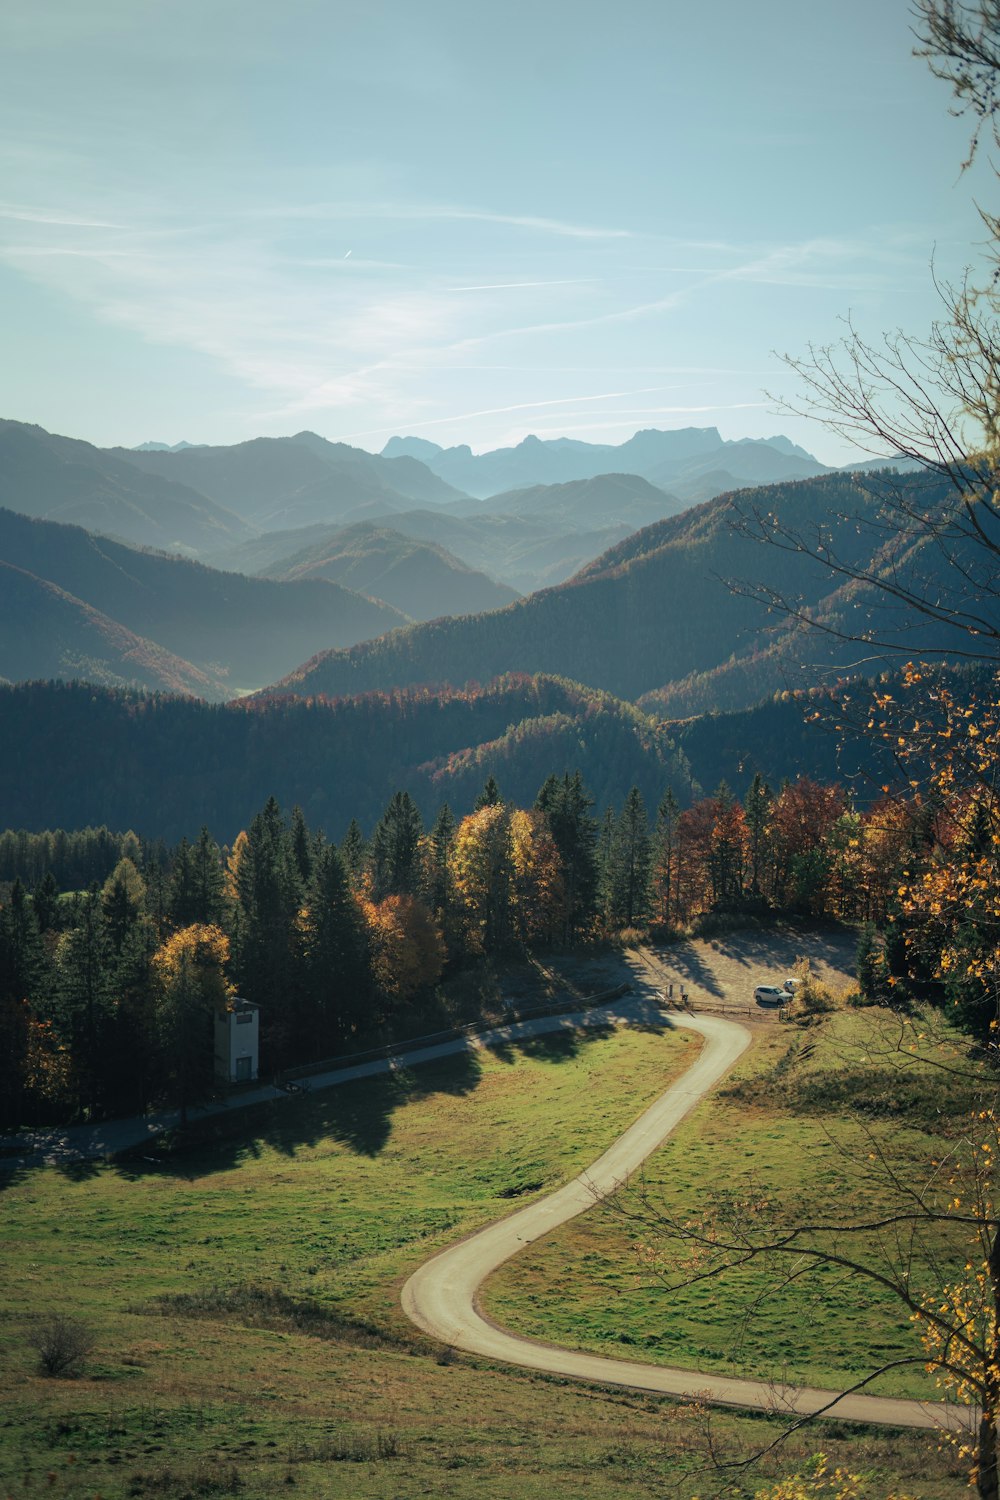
<box><xmin>401</xmin><ymin>1003</ymin><xmax>973</xmax><ymax>1439</ymax></box>
<box><xmin>0</xmin><ymin>997</ymin><xmax>669</xmax><ymax>1172</ymax></box>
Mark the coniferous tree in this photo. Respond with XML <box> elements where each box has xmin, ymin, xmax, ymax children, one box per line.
<box><xmin>743</xmin><ymin>773</ymin><xmax>773</xmax><ymax>900</ymax></box>
<box><xmin>596</xmin><ymin>806</ymin><xmax>616</xmax><ymax>926</ymax></box>
<box><xmin>606</xmin><ymin>787</ymin><xmax>652</xmax><ymax>929</ymax></box>
<box><xmin>474</xmin><ymin>774</ymin><xmax>503</xmax><ymax>809</ymax></box>
<box><xmin>370</xmin><ymin>791</ymin><xmax>423</xmax><ymax>901</ymax></box>
<box><xmin>0</xmin><ymin>878</ymin><xmax>47</xmax><ymax>1007</ymax></box>
<box><xmin>189</xmin><ymin>827</ymin><xmax>227</xmax><ymax>928</ymax></box>
<box><xmin>32</xmin><ymin>871</ymin><xmax>61</xmax><ymax>934</ymax></box>
<box><xmin>290</xmin><ymin>805</ymin><xmax>314</xmax><ymax>887</ymax></box>
<box><xmin>535</xmin><ymin>772</ymin><xmax>597</xmax><ymax>941</ymax></box>
<box><xmin>651</xmin><ymin>789</ymin><xmax>681</xmax><ymax>929</ymax></box>
<box><xmin>423</xmin><ymin>803</ymin><xmax>462</xmax><ymax>953</ymax></box>
<box><xmin>231</xmin><ymin>798</ymin><xmax>304</xmax><ymax>1062</ymax></box>
<box><xmin>101</xmin><ymin>858</ymin><xmax>147</xmax><ymax>956</ymax></box>
<box><xmin>167</xmin><ymin>837</ymin><xmax>198</xmax><ymax>929</ymax></box>
<box><xmin>340</xmin><ymin>819</ymin><xmax>367</xmax><ymax>890</ymax></box>
<box><xmin>301</xmin><ymin>844</ymin><xmax>370</xmax><ymax>1050</ymax></box>
<box><xmin>56</xmin><ymin>888</ymin><xmax>115</xmax><ymax>1118</ymax></box>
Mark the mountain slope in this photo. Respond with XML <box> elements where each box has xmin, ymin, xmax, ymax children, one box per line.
<box><xmin>0</xmin><ymin>508</ymin><xmax>408</xmax><ymax>692</ymax></box>
<box><xmin>0</xmin><ymin>669</ymin><xmax>914</xmax><ymax>843</ymax></box>
<box><xmin>263</xmin><ymin>470</ymin><xmax>971</xmax><ymax>709</ymax></box>
<box><xmin>0</xmin><ymin>420</ymin><xmax>251</xmax><ymax>553</ymax></box>
<box><xmin>0</xmin><ymin>563</ymin><xmax>226</xmax><ymax>697</ymax></box>
<box><xmin>0</xmin><ymin>675</ymin><xmax>693</xmax><ymax>841</ymax></box>
<box><xmin>116</xmin><ymin>431</ymin><xmax>467</xmax><ymax>531</ymax></box>
<box><xmin>262</xmin><ymin>522</ymin><xmax>520</xmax><ymax>620</ymax></box>
<box><xmin>452</xmin><ymin>473</ymin><xmax>684</xmax><ymax>529</ymax></box>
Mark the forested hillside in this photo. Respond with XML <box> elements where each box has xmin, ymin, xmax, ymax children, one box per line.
<box><xmin>0</xmin><ymin>671</ymin><xmax>911</xmax><ymax>845</ymax></box>
<box><xmin>268</xmin><ymin>470</ymin><xmax>965</xmax><ymax>707</ymax></box>
<box><xmin>0</xmin><ymin>563</ymin><xmax>228</xmax><ymax>698</ymax></box>
<box><xmin>0</xmin><ymin>676</ymin><xmax>694</xmax><ymax>841</ymax></box>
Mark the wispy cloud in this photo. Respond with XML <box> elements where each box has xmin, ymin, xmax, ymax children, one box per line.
<box><xmin>0</xmin><ymin>201</ymin><xmax>125</xmax><ymax>229</ymax></box>
<box><xmin>446</xmin><ymin>278</ymin><xmax>602</xmax><ymax>292</ymax></box>
<box><xmin>252</xmin><ymin>200</ymin><xmax>633</xmax><ymax>240</ymax></box>
<box><xmin>342</xmin><ymin>401</ymin><xmax>773</xmax><ymax>444</ymax></box>
<box><xmin>0</xmin><ymin>188</ymin><xmax>916</xmax><ymax>451</ymax></box>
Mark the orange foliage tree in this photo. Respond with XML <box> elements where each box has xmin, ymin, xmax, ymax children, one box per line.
<box><xmin>362</xmin><ymin>894</ymin><xmax>445</xmax><ymax>1010</ymax></box>
<box><xmin>151</xmin><ymin>923</ymin><xmax>233</xmax><ymax>1121</ymax></box>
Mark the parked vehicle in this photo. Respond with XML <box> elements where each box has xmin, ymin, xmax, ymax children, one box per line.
<box><xmin>754</xmin><ymin>985</ymin><xmax>787</xmax><ymax>1005</ymax></box>
<box><xmin>783</xmin><ymin>977</ymin><xmax>801</xmax><ymax>994</ymax></box>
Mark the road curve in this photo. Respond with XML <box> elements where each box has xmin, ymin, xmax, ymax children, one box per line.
<box><xmin>401</xmin><ymin>1009</ymin><xmax>972</xmax><ymax>1437</ymax></box>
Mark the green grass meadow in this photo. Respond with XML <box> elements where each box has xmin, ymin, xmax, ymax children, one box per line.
<box><xmin>484</xmin><ymin>1007</ymin><xmax>977</xmax><ymax>1402</ymax></box>
<box><xmin>0</xmin><ymin>1010</ymin><xmax>970</xmax><ymax>1498</ymax></box>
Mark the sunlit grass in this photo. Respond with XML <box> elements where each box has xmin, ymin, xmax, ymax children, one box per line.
<box><xmin>482</xmin><ymin>1008</ymin><xmax>975</xmax><ymax>1400</ymax></box>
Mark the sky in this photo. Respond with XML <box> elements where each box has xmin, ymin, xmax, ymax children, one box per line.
<box><xmin>0</xmin><ymin>0</ymin><xmax>994</xmax><ymax>464</ymax></box>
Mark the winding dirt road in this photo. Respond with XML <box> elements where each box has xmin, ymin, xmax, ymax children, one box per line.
<box><xmin>401</xmin><ymin>1004</ymin><xmax>973</xmax><ymax>1438</ymax></box>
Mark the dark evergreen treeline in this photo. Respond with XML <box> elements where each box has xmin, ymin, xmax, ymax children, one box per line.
<box><xmin>0</xmin><ymin>676</ymin><xmax>694</xmax><ymax>842</ymax></box>
<box><xmin>0</xmin><ymin>826</ymin><xmax>145</xmax><ymax>890</ymax></box>
<box><xmin>0</xmin><ymin>673</ymin><xmax>908</xmax><ymax>848</ymax></box>
<box><xmin>0</xmin><ymin>763</ymin><xmax>953</xmax><ymax>1133</ymax></box>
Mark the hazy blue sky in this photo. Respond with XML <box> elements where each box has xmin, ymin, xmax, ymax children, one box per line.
<box><xmin>0</xmin><ymin>0</ymin><xmax>992</xmax><ymax>461</ymax></box>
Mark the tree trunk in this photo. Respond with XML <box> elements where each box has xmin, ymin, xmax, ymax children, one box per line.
<box><xmin>979</xmin><ymin>1225</ymin><xmax>1000</xmax><ymax>1500</ymax></box>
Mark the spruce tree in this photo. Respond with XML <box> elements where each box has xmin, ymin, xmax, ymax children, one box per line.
<box><xmin>302</xmin><ymin>844</ymin><xmax>370</xmax><ymax>1050</ymax></box>
<box><xmin>474</xmin><ymin>774</ymin><xmax>503</xmax><ymax>809</ymax></box>
<box><xmin>340</xmin><ymin>820</ymin><xmax>366</xmax><ymax>889</ymax></box>
<box><xmin>370</xmin><ymin>791</ymin><xmax>424</xmax><ymax>900</ymax></box>
<box><xmin>32</xmin><ymin>871</ymin><xmax>60</xmax><ymax>934</ymax></box>
<box><xmin>744</xmin><ymin>773</ymin><xmax>773</xmax><ymax>900</ymax></box>
<box><xmin>190</xmin><ymin>827</ymin><xmax>227</xmax><ymax>927</ymax></box>
<box><xmin>652</xmin><ymin>789</ymin><xmax>681</xmax><ymax>929</ymax></box>
<box><xmin>536</xmin><ymin>772</ymin><xmax>598</xmax><ymax>941</ymax></box>
<box><xmin>607</xmin><ymin>787</ymin><xmax>652</xmax><ymax>929</ymax></box>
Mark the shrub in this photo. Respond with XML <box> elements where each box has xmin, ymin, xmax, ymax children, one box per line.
<box><xmin>29</xmin><ymin>1314</ymin><xmax>95</xmax><ymax>1376</ymax></box>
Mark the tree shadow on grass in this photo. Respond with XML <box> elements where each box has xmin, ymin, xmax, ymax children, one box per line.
<box><xmin>4</xmin><ymin>1000</ymin><xmax>673</xmax><ymax>1189</ymax></box>
<box><xmin>113</xmin><ymin>1046</ymin><xmax>485</xmax><ymax>1182</ymax></box>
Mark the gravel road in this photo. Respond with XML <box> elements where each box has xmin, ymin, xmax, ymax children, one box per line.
<box><xmin>402</xmin><ymin>944</ymin><xmax>974</xmax><ymax>1439</ymax></box>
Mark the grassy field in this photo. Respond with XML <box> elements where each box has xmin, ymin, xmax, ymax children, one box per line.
<box><xmin>483</xmin><ymin>1004</ymin><xmax>979</xmax><ymax>1404</ymax></box>
<box><xmin>0</xmin><ymin>1004</ymin><xmax>970</xmax><ymax>1498</ymax></box>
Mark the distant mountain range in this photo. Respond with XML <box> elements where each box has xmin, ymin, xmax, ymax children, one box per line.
<box><xmin>0</xmin><ymin>508</ymin><xmax>408</xmax><ymax>697</ymax></box>
<box><xmin>266</xmin><ymin>469</ymin><xmax>972</xmax><ymax>713</ymax></box>
<box><xmin>381</xmin><ymin>426</ymin><xmax>830</xmax><ymax>500</ymax></box>
<box><xmin>2</xmin><ymin>415</ymin><xmax>941</xmax><ymax>721</ymax></box>
<box><xmin>0</xmin><ymin>420</ymin><xmax>252</xmax><ymax>554</ymax></box>
<box><xmin>118</xmin><ymin>431</ymin><xmax>465</xmax><ymax>528</ymax></box>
